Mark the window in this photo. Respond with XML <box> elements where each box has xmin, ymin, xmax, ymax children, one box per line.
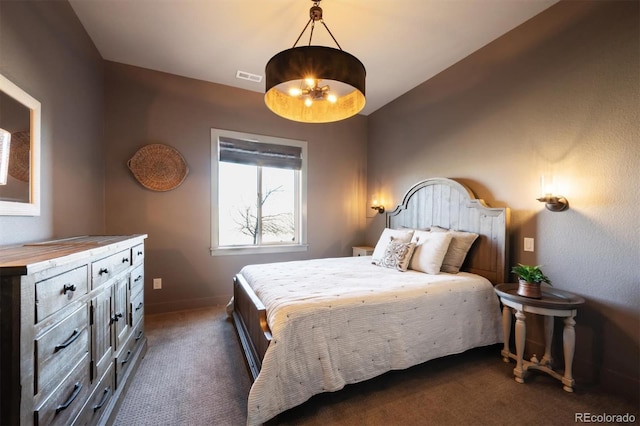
<box><xmin>211</xmin><ymin>128</ymin><xmax>307</xmax><ymax>255</ymax></box>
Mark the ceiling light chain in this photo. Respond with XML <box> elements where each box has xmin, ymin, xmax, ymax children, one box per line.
<box><xmin>291</xmin><ymin>1</ymin><xmax>342</xmax><ymax>50</ymax></box>
<box><xmin>292</xmin><ymin>15</ymin><xmax>313</xmax><ymax>47</ymax></box>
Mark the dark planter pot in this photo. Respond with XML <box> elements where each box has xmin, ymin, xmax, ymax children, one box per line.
<box><xmin>517</xmin><ymin>279</ymin><xmax>542</xmax><ymax>298</ymax></box>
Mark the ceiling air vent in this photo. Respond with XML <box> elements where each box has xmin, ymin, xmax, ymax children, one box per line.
<box><xmin>236</xmin><ymin>70</ymin><xmax>263</xmax><ymax>83</ymax></box>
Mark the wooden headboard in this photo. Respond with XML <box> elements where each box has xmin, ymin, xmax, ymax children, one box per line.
<box><xmin>387</xmin><ymin>177</ymin><xmax>510</xmax><ymax>284</ymax></box>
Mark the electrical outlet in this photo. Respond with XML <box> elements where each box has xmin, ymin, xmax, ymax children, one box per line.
<box><xmin>524</xmin><ymin>237</ymin><xmax>534</xmax><ymax>252</ymax></box>
<box><xmin>153</xmin><ymin>278</ymin><xmax>162</xmax><ymax>290</ymax></box>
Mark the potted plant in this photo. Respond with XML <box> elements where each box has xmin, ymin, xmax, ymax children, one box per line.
<box><xmin>511</xmin><ymin>264</ymin><xmax>551</xmax><ymax>299</ymax></box>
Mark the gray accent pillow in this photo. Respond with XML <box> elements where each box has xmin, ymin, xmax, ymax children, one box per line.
<box><xmin>431</xmin><ymin>226</ymin><xmax>479</xmax><ymax>273</ymax></box>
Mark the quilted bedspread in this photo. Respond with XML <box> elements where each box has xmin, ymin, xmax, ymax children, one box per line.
<box><xmin>238</xmin><ymin>256</ymin><xmax>503</xmax><ymax>425</ymax></box>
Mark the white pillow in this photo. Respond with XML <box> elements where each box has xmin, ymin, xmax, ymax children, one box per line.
<box><xmin>371</xmin><ymin>228</ymin><xmax>414</xmax><ymax>263</ymax></box>
<box><xmin>431</xmin><ymin>226</ymin><xmax>479</xmax><ymax>273</ymax></box>
<box><xmin>409</xmin><ymin>230</ymin><xmax>453</xmax><ymax>274</ymax></box>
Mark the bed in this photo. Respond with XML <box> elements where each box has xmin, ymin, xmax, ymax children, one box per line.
<box><xmin>228</xmin><ymin>177</ymin><xmax>510</xmax><ymax>425</ymax></box>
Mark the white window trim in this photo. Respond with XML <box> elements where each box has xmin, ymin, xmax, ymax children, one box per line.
<box><xmin>210</xmin><ymin>128</ymin><xmax>308</xmax><ymax>256</ymax></box>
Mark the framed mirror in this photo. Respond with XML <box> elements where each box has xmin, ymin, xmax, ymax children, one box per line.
<box><xmin>0</xmin><ymin>73</ymin><xmax>41</xmax><ymax>216</ymax></box>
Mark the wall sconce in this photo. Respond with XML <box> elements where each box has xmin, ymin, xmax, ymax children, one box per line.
<box><xmin>0</xmin><ymin>129</ymin><xmax>10</xmax><ymax>186</ymax></box>
<box><xmin>371</xmin><ymin>199</ymin><xmax>385</xmax><ymax>214</ymax></box>
<box><xmin>536</xmin><ymin>175</ymin><xmax>568</xmax><ymax>212</ymax></box>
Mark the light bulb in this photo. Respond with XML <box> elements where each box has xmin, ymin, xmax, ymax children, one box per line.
<box><xmin>540</xmin><ymin>175</ymin><xmax>556</xmax><ymax>197</ymax></box>
<box><xmin>289</xmin><ymin>87</ymin><xmax>302</xmax><ymax>96</ymax></box>
<box><xmin>304</xmin><ymin>77</ymin><xmax>315</xmax><ymax>88</ymax></box>
<box><xmin>304</xmin><ymin>98</ymin><xmax>313</xmax><ymax>107</ymax></box>
<box><xmin>327</xmin><ymin>93</ymin><xmax>337</xmax><ymax>103</ymax></box>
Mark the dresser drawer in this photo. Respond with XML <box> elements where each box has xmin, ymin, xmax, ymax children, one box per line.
<box><xmin>34</xmin><ymin>353</ymin><xmax>91</xmax><ymax>426</ymax></box>
<box><xmin>131</xmin><ymin>289</ymin><xmax>144</xmax><ymax>328</ymax></box>
<box><xmin>35</xmin><ymin>306</ymin><xmax>89</xmax><ymax>395</ymax></box>
<box><xmin>131</xmin><ymin>321</ymin><xmax>145</xmax><ymax>348</ymax></box>
<box><xmin>35</xmin><ymin>266</ymin><xmax>88</xmax><ymax>323</ymax></box>
<box><xmin>115</xmin><ymin>327</ymin><xmax>143</xmax><ymax>389</ymax></box>
<box><xmin>74</xmin><ymin>362</ymin><xmax>114</xmax><ymax>426</ymax></box>
<box><xmin>92</xmin><ymin>249</ymin><xmax>131</xmax><ymax>289</ymax></box>
<box><xmin>130</xmin><ymin>263</ymin><xmax>144</xmax><ymax>299</ymax></box>
<box><xmin>131</xmin><ymin>243</ymin><xmax>144</xmax><ymax>265</ymax></box>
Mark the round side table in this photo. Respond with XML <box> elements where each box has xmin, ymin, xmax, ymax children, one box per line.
<box><xmin>494</xmin><ymin>283</ymin><xmax>585</xmax><ymax>392</ymax></box>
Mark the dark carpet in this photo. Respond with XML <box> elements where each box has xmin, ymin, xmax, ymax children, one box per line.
<box><xmin>114</xmin><ymin>306</ymin><xmax>638</xmax><ymax>425</ymax></box>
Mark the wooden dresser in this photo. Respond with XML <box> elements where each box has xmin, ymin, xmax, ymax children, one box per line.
<box><xmin>0</xmin><ymin>235</ymin><xmax>147</xmax><ymax>425</ymax></box>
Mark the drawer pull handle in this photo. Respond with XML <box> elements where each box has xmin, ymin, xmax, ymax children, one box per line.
<box><xmin>93</xmin><ymin>386</ymin><xmax>112</xmax><ymax>412</ymax></box>
<box><xmin>137</xmin><ymin>251</ymin><xmax>143</xmax><ymax>256</ymax></box>
<box><xmin>54</xmin><ymin>329</ymin><xmax>80</xmax><ymax>352</ymax></box>
<box><xmin>135</xmin><ymin>330</ymin><xmax>143</xmax><ymax>341</ymax></box>
<box><xmin>99</xmin><ymin>268</ymin><xmax>109</xmax><ymax>276</ymax></box>
<box><xmin>111</xmin><ymin>312</ymin><xmax>123</xmax><ymax>323</ymax></box>
<box><xmin>134</xmin><ymin>275</ymin><xmax>143</xmax><ymax>282</ymax></box>
<box><xmin>63</xmin><ymin>284</ymin><xmax>76</xmax><ymax>294</ymax></box>
<box><xmin>121</xmin><ymin>350</ymin><xmax>132</xmax><ymax>365</ymax></box>
<box><xmin>55</xmin><ymin>382</ymin><xmax>82</xmax><ymax>413</ymax></box>
<box><xmin>135</xmin><ymin>302</ymin><xmax>143</xmax><ymax>311</ymax></box>
<box><xmin>122</xmin><ymin>257</ymin><xmax>129</xmax><ymax>263</ymax></box>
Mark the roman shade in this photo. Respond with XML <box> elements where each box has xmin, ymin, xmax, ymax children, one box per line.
<box><xmin>219</xmin><ymin>136</ymin><xmax>302</xmax><ymax>170</ymax></box>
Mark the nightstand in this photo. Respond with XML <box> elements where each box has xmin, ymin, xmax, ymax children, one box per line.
<box><xmin>352</xmin><ymin>246</ymin><xmax>374</xmax><ymax>257</ymax></box>
<box><xmin>494</xmin><ymin>283</ymin><xmax>585</xmax><ymax>392</ymax></box>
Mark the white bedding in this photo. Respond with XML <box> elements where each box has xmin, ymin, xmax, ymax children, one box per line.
<box><xmin>238</xmin><ymin>256</ymin><xmax>503</xmax><ymax>425</ymax></box>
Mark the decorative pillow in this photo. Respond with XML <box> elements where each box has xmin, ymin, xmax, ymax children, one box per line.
<box><xmin>371</xmin><ymin>228</ymin><xmax>414</xmax><ymax>263</ymax></box>
<box><xmin>409</xmin><ymin>230</ymin><xmax>453</xmax><ymax>274</ymax></box>
<box><xmin>431</xmin><ymin>226</ymin><xmax>479</xmax><ymax>273</ymax></box>
<box><xmin>377</xmin><ymin>240</ymin><xmax>416</xmax><ymax>272</ymax></box>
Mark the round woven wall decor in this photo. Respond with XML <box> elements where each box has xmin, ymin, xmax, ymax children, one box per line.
<box><xmin>9</xmin><ymin>131</ymin><xmax>30</xmax><ymax>183</ymax></box>
<box><xmin>127</xmin><ymin>144</ymin><xmax>189</xmax><ymax>191</ymax></box>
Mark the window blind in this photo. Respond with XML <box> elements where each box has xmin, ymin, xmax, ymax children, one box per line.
<box><xmin>219</xmin><ymin>136</ymin><xmax>302</xmax><ymax>170</ymax></box>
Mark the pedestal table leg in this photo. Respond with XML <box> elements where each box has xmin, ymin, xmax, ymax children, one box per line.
<box><xmin>562</xmin><ymin>315</ymin><xmax>577</xmax><ymax>392</ymax></box>
<box><xmin>541</xmin><ymin>315</ymin><xmax>554</xmax><ymax>366</ymax></box>
<box><xmin>501</xmin><ymin>306</ymin><xmax>512</xmax><ymax>362</ymax></box>
<box><xmin>514</xmin><ymin>310</ymin><xmax>526</xmax><ymax>383</ymax></box>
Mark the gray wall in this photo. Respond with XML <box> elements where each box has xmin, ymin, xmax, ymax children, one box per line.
<box><xmin>0</xmin><ymin>0</ymin><xmax>104</xmax><ymax>245</ymax></box>
<box><xmin>103</xmin><ymin>62</ymin><xmax>368</xmax><ymax>313</ymax></box>
<box><xmin>366</xmin><ymin>1</ymin><xmax>638</xmax><ymax>399</ymax></box>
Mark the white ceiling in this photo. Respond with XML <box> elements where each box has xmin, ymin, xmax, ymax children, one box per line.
<box><xmin>69</xmin><ymin>0</ymin><xmax>558</xmax><ymax>116</ymax></box>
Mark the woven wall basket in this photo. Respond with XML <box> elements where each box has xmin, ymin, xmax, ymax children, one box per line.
<box><xmin>9</xmin><ymin>131</ymin><xmax>30</xmax><ymax>183</ymax></box>
<box><xmin>127</xmin><ymin>144</ymin><xmax>189</xmax><ymax>191</ymax></box>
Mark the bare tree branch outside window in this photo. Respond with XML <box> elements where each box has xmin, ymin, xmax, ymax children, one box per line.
<box><xmin>234</xmin><ymin>185</ymin><xmax>294</xmax><ymax>244</ymax></box>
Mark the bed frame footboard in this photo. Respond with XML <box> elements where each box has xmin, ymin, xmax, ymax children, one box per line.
<box><xmin>232</xmin><ymin>274</ymin><xmax>272</xmax><ymax>381</ymax></box>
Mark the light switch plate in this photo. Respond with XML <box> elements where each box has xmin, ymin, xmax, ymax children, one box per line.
<box><xmin>524</xmin><ymin>238</ymin><xmax>534</xmax><ymax>252</ymax></box>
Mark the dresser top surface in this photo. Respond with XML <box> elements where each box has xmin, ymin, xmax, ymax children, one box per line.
<box><xmin>0</xmin><ymin>235</ymin><xmax>147</xmax><ymax>273</ymax></box>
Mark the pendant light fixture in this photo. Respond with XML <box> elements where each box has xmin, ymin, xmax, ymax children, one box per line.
<box><xmin>264</xmin><ymin>0</ymin><xmax>366</xmax><ymax>123</ymax></box>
